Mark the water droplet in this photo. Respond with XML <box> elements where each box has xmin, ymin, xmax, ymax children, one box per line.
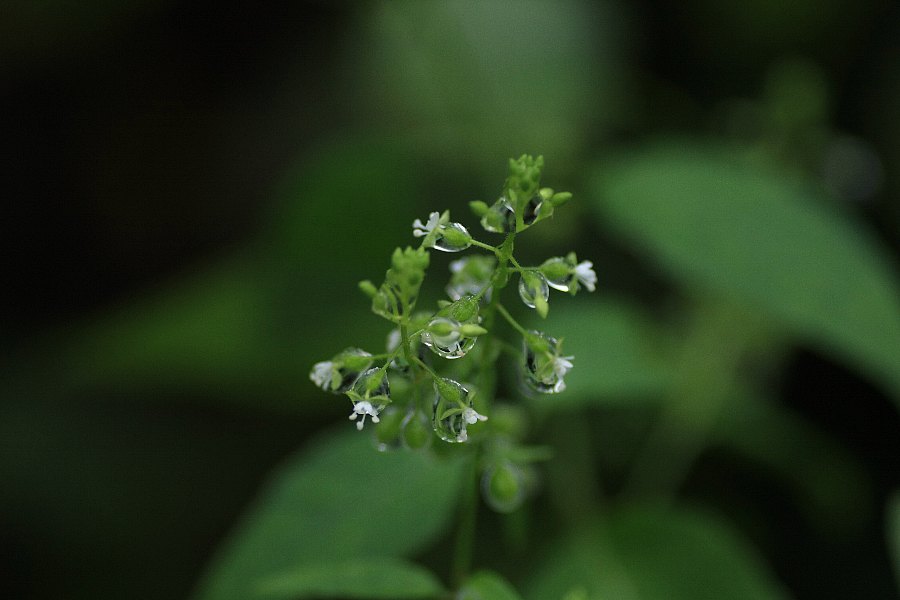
<box><xmin>518</xmin><ymin>272</ymin><xmax>549</xmax><ymax>309</ymax></box>
<box><xmin>522</xmin><ymin>331</ymin><xmax>568</xmax><ymax>394</ymax></box>
<box><xmin>480</xmin><ymin>197</ymin><xmax>516</xmax><ymax>233</ymax></box>
<box><xmin>421</xmin><ymin>316</ymin><xmax>475</xmax><ymax>359</ymax></box>
<box><xmin>522</xmin><ymin>193</ymin><xmax>543</xmax><ymax>226</ymax></box>
<box><xmin>327</xmin><ymin>348</ymin><xmax>372</xmax><ymax>393</ymax></box>
<box><xmin>352</xmin><ymin>367</ymin><xmax>390</xmax><ymax>399</ymax></box>
<box><xmin>541</xmin><ymin>257</ymin><xmax>572</xmax><ymax>292</ymax></box>
<box><xmin>481</xmin><ymin>461</ymin><xmax>526</xmax><ymax>513</ymax></box>
<box><xmin>432</xmin><ymin>378</ymin><xmax>474</xmax><ymax>443</ymax></box>
<box><xmin>433</xmin><ymin>223</ymin><xmax>472</xmax><ymax>252</ymax></box>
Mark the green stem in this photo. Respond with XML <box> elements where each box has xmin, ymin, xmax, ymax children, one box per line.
<box><xmin>495</xmin><ymin>303</ymin><xmax>528</xmax><ymax>336</ymax></box>
<box><xmin>411</xmin><ymin>354</ymin><xmax>440</xmax><ymax>380</ymax></box>
<box><xmin>451</xmin><ymin>453</ymin><xmax>479</xmax><ymax>587</ymax></box>
<box><xmin>468</xmin><ymin>238</ymin><xmax>499</xmax><ymax>253</ymax></box>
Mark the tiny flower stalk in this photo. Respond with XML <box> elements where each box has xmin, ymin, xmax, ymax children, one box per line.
<box><xmin>308</xmin><ymin>155</ymin><xmax>597</xmax><ymax>585</ymax></box>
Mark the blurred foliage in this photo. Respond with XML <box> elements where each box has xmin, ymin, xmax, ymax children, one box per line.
<box><xmin>2</xmin><ymin>0</ymin><xmax>899</xmax><ymax>599</ymax></box>
<box><xmin>192</xmin><ymin>430</ymin><xmax>464</xmax><ymax>600</ymax></box>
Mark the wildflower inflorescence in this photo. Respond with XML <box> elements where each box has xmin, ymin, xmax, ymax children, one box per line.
<box><xmin>310</xmin><ymin>155</ymin><xmax>596</xmax><ymax>512</ymax></box>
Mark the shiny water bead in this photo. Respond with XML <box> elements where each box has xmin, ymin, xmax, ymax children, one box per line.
<box><xmin>432</xmin><ymin>378</ymin><xmax>479</xmax><ymax>443</ymax></box>
<box><xmin>540</xmin><ymin>256</ymin><xmax>573</xmax><ymax>292</ymax></box>
<box><xmin>522</xmin><ymin>331</ymin><xmax>572</xmax><ymax>394</ymax></box>
<box><xmin>481</xmin><ymin>461</ymin><xmax>527</xmax><ymax>513</ymax></box>
<box><xmin>421</xmin><ymin>316</ymin><xmax>476</xmax><ymax>359</ymax></box>
<box><xmin>522</xmin><ymin>193</ymin><xmax>543</xmax><ymax>226</ymax></box>
<box><xmin>433</xmin><ymin>222</ymin><xmax>472</xmax><ymax>253</ymax></box>
<box><xmin>480</xmin><ymin>197</ymin><xmax>516</xmax><ymax>233</ymax></box>
<box><xmin>518</xmin><ymin>272</ymin><xmax>550</xmax><ymax>309</ymax></box>
<box><xmin>446</xmin><ymin>255</ymin><xmax>495</xmax><ymax>301</ymax></box>
<box><xmin>348</xmin><ymin>367</ymin><xmax>390</xmax><ymax>430</ymax></box>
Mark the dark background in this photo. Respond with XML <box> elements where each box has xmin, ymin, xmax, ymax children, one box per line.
<box><xmin>2</xmin><ymin>1</ymin><xmax>899</xmax><ymax>599</ymax></box>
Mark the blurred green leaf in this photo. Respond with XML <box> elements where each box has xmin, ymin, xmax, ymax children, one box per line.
<box><xmin>458</xmin><ymin>571</ymin><xmax>523</xmax><ymax>600</ymax></box>
<box><xmin>590</xmin><ymin>142</ymin><xmax>900</xmax><ymax>402</ymax></box>
<box><xmin>255</xmin><ymin>558</ymin><xmax>444</xmax><ymax>599</ymax></box>
<box><xmin>192</xmin><ymin>430</ymin><xmax>465</xmax><ymax>600</ymax></box>
<box><xmin>525</xmin><ymin>298</ymin><xmax>672</xmax><ymax>410</ymax></box>
<box><xmin>714</xmin><ymin>391</ymin><xmax>870</xmax><ymax>532</ymax></box>
<box><xmin>525</xmin><ymin>506</ymin><xmax>790</xmax><ymax>600</ymax></box>
<box><xmin>889</xmin><ymin>493</ymin><xmax>900</xmax><ymax>595</ymax></box>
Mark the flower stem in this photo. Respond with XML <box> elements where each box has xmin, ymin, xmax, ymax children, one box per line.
<box><xmin>451</xmin><ymin>453</ymin><xmax>479</xmax><ymax>588</ymax></box>
<box><xmin>496</xmin><ymin>303</ymin><xmax>528</xmax><ymax>336</ymax></box>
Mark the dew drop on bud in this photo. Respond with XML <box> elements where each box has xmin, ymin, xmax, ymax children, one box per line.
<box><xmin>522</xmin><ymin>193</ymin><xmax>543</xmax><ymax>226</ymax></box>
<box><xmin>331</xmin><ymin>348</ymin><xmax>373</xmax><ymax>393</ymax></box>
<box><xmin>522</xmin><ymin>331</ymin><xmax>568</xmax><ymax>394</ymax></box>
<box><xmin>352</xmin><ymin>367</ymin><xmax>390</xmax><ymax>399</ymax></box>
<box><xmin>432</xmin><ymin>378</ymin><xmax>474</xmax><ymax>443</ymax></box>
<box><xmin>480</xmin><ymin>197</ymin><xmax>516</xmax><ymax>233</ymax></box>
<box><xmin>433</xmin><ymin>223</ymin><xmax>472</xmax><ymax>253</ymax></box>
<box><xmin>518</xmin><ymin>272</ymin><xmax>550</xmax><ymax>309</ymax></box>
<box><xmin>421</xmin><ymin>316</ymin><xmax>475</xmax><ymax>359</ymax></box>
<box><xmin>541</xmin><ymin>257</ymin><xmax>572</xmax><ymax>292</ymax></box>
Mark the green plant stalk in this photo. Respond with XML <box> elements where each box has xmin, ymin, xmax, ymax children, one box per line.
<box><xmin>450</xmin><ymin>232</ymin><xmax>516</xmax><ymax>587</ymax></box>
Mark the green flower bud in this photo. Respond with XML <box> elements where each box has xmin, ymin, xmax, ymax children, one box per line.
<box><xmin>482</xmin><ymin>461</ymin><xmax>526</xmax><ymax>513</ymax></box>
<box><xmin>469</xmin><ymin>200</ymin><xmax>489</xmax><ymax>217</ymax></box>
<box><xmin>459</xmin><ymin>324</ymin><xmax>488</xmax><ymax>337</ymax></box>
<box><xmin>550</xmin><ymin>191</ymin><xmax>572</xmax><ymax>207</ymax></box>
<box><xmin>358</xmin><ymin>279</ymin><xmax>377</xmax><ymax>298</ymax></box>
<box><xmin>440</xmin><ymin>225</ymin><xmax>471</xmax><ymax>250</ymax></box>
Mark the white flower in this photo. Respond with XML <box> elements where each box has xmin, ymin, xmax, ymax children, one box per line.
<box><xmin>462</xmin><ymin>407</ymin><xmax>488</xmax><ymax>425</ymax></box>
<box><xmin>551</xmin><ymin>355</ymin><xmax>574</xmax><ymax>392</ymax></box>
<box><xmin>553</xmin><ymin>355</ymin><xmax>574</xmax><ymax>379</ymax></box>
<box><xmin>449</xmin><ymin>258</ymin><xmax>466</xmax><ymax>273</ymax></box>
<box><xmin>412</xmin><ymin>212</ymin><xmax>441</xmax><ymax>238</ymax></box>
<box><xmin>349</xmin><ymin>401</ymin><xmax>381</xmax><ymax>431</ymax></box>
<box><xmin>310</xmin><ymin>361</ymin><xmax>334</xmax><ymax>390</ymax></box>
<box><xmin>386</xmin><ymin>328</ymin><xmax>402</xmax><ymax>352</ymax></box>
<box><xmin>574</xmin><ymin>260</ymin><xmax>597</xmax><ymax>292</ymax></box>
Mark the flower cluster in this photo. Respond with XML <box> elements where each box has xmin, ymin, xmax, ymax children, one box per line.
<box><xmin>309</xmin><ymin>155</ymin><xmax>596</xmax><ymax>511</ymax></box>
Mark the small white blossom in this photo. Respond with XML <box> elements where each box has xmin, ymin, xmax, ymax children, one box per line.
<box><xmin>386</xmin><ymin>328</ymin><xmax>402</xmax><ymax>353</ymax></box>
<box><xmin>310</xmin><ymin>361</ymin><xmax>334</xmax><ymax>390</ymax></box>
<box><xmin>553</xmin><ymin>355</ymin><xmax>574</xmax><ymax>379</ymax></box>
<box><xmin>449</xmin><ymin>258</ymin><xmax>466</xmax><ymax>273</ymax></box>
<box><xmin>574</xmin><ymin>260</ymin><xmax>597</xmax><ymax>292</ymax></box>
<box><xmin>349</xmin><ymin>401</ymin><xmax>381</xmax><ymax>431</ymax></box>
<box><xmin>462</xmin><ymin>407</ymin><xmax>488</xmax><ymax>425</ymax></box>
<box><xmin>412</xmin><ymin>212</ymin><xmax>441</xmax><ymax>238</ymax></box>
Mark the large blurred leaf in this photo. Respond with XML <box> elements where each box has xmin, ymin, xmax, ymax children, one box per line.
<box><xmin>192</xmin><ymin>430</ymin><xmax>465</xmax><ymax>600</ymax></box>
<box><xmin>714</xmin><ymin>391</ymin><xmax>870</xmax><ymax>531</ymax></box>
<box><xmin>255</xmin><ymin>558</ymin><xmax>444</xmax><ymax>599</ymax></box>
<box><xmin>590</xmin><ymin>142</ymin><xmax>900</xmax><ymax>402</ymax></box>
<box><xmin>524</xmin><ymin>298</ymin><xmax>672</xmax><ymax>410</ymax></box>
<box><xmin>458</xmin><ymin>571</ymin><xmax>523</xmax><ymax>600</ymax></box>
<box><xmin>524</xmin><ymin>506</ymin><xmax>790</xmax><ymax>600</ymax></box>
